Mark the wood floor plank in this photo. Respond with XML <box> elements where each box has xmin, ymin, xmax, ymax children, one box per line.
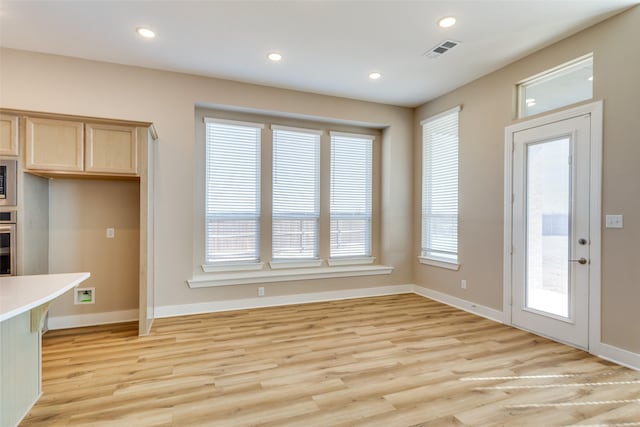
<box><xmin>20</xmin><ymin>294</ymin><xmax>640</xmax><ymax>426</ymax></box>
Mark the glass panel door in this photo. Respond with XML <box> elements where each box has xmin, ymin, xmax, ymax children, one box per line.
<box><xmin>510</xmin><ymin>112</ymin><xmax>592</xmax><ymax>349</ymax></box>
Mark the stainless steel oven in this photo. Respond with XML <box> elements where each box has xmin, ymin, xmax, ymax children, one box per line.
<box><xmin>0</xmin><ymin>159</ymin><xmax>17</xmax><ymax>206</ymax></box>
<box><xmin>0</xmin><ymin>211</ymin><xmax>16</xmax><ymax>276</ymax></box>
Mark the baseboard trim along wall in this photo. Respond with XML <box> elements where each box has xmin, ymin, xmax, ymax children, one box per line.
<box><xmin>592</xmin><ymin>342</ymin><xmax>640</xmax><ymax>372</ymax></box>
<box><xmin>47</xmin><ymin>309</ymin><xmax>139</xmax><ymax>330</ymax></box>
<box><xmin>411</xmin><ymin>285</ymin><xmax>506</xmax><ymax>324</ymax></box>
<box><xmin>154</xmin><ymin>284</ymin><xmax>415</xmax><ymax>318</ymax></box>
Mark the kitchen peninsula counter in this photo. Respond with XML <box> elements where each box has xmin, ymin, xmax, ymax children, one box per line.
<box><xmin>0</xmin><ymin>272</ymin><xmax>90</xmax><ymax>322</ymax></box>
<box><xmin>0</xmin><ymin>272</ymin><xmax>90</xmax><ymax>427</ymax></box>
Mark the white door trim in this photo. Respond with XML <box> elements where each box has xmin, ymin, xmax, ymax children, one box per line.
<box><xmin>503</xmin><ymin>101</ymin><xmax>603</xmax><ymax>350</ymax></box>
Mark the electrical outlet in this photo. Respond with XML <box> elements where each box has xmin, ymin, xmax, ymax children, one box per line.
<box><xmin>258</xmin><ymin>287</ymin><xmax>265</xmax><ymax>297</ymax></box>
<box><xmin>461</xmin><ymin>279</ymin><xmax>467</xmax><ymax>289</ymax></box>
<box><xmin>106</xmin><ymin>227</ymin><xmax>115</xmax><ymax>238</ymax></box>
<box><xmin>605</xmin><ymin>214</ymin><xmax>623</xmax><ymax>229</ymax></box>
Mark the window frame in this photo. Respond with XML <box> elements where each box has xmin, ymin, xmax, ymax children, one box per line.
<box><xmin>203</xmin><ymin>117</ymin><xmax>264</xmax><ymax>266</ymax></box>
<box><xmin>329</xmin><ymin>131</ymin><xmax>374</xmax><ymax>261</ymax></box>
<box><xmin>271</xmin><ymin>125</ymin><xmax>322</xmax><ymax>261</ymax></box>
<box><xmin>420</xmin><ymin>105</ymin><xmax>461</xmax><ymax>271</ymax></box>
<box><xmin>194</xmin><ymin>108</ymin><xmax>387</xmax><ymax>285</ymax></box>
<box><xmin>517</xmin><ymin>53</ymin><xmax>593</xmax><ymax>118</ymax></box>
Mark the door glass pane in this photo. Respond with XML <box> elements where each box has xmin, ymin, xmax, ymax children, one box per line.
<box><xmin>526</xmin><ymin>138</ymin><xmax>571</xmax><ymax>318</ymax></box>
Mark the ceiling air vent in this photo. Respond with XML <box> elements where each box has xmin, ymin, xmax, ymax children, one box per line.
<box><xmin>424</xmin><ymin>40</ymin><xmax>460</xmax><ymax>59</ymax></box>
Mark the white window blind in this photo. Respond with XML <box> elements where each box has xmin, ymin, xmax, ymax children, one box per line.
<box><xmin>330</xmin><ymin>132</ymin><xmax>373</xmax><ymax>258</ymax></box>
<box><xmin>421</xmin><ymin>106</ymin><xmax>460</xmax><ymax>262</ymax></box>
<box><xmin>205</xmin><ymin>118</ymin><xmax>262</xmax><ymax>263</ymax></box>
<box><xmin>272</xmin><ymin>126</ymin><xmax>320</xmax><ymax>259</ymax></box>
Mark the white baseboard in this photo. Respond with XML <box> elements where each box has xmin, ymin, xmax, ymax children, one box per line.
<box><xmin>592</xmin><ymin>341</ymin><xmax>640</xmax><ymax>371</ymax></box>
<box><xmin>47</xmin><ymin>309</ymin><xmax>139</xmax><ymax>330</ymax></box>
<box><xmin>154</xmin><ymin>284</ymin><xmax>414</xmax><ymax>318</ymax></box>
<box><xmin>412</xmin><ymin>285</ymin><xmax>505</xmax><ymax>324</ymax></box>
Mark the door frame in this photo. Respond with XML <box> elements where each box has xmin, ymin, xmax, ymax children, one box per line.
<box><xmin>503</xmin><ymin>101</ymin><xmax>603</xmax><ymax>350</ymax></box>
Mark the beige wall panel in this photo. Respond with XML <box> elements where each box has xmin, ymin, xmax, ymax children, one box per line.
<box><xmin>22</xmin><ymin>173</ymin><xmax>49</xmax><ymax>275</ymax></box>
<box><xmin>47</xmin><ymin>179</ymin><xmax>140</xmax><ymax>317</ymax></box>
<box><xmin>0</xmin><ymin>47</ymin><xmax>413</xmax><ymax>315</ymax></box>
<box><xmin>414</xmin><ymin>6</ymin><xmax>640</xmax><ymax>353</ymax></box>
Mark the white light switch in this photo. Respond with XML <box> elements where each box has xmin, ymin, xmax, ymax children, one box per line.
<box><xmin>106</xmin><ymin>227</ymin><xmax>115</xmax><ymax>238</ymax></box>
<box><xmin>605</xmin><ymin>215</ymin><xmax>623</xmax><ymax>229</ymax></box>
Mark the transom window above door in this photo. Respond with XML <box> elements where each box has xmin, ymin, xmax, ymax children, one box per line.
<box><xmin>517</xmin><ymin>54</ymin><xmax>593</xmax><ymax>118</ymax></box>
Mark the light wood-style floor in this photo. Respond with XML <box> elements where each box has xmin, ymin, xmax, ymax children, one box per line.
<box><xmin>22</xmin><ymin>294</ymin><xmax>640</xmax><ymax>426</ymax></box>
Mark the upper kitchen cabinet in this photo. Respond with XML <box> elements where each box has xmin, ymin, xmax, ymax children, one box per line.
<box><xmin>85</xmin><ymin>123</ymin><xmax>137</xmax><ymax>175</ymax></box>
<box><xmin>25</xmin><ymin>117</ymin><xmax>84</xmax><ymax>171</ymax></box>
<box><xmin>0</xmin><ymin>113</ymin><xmax>20</xmax><ymax>156</ymax></box>
<box><xmin>24</xmin><ymin>116</ymin><xmax>140</xmax><ymax>178</ymax></box>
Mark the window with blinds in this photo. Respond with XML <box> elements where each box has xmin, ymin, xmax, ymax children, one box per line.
<box><xmin>204</xmin><ymin>118</ymin><xmax>262</xmax><ymax>263</ymax></box>
<box><xmin>421</xmin><ymin>106</ymin><xmax>460</xmax><ymax>263</ymax></box>
<box><xmin>330</xmin><ymin>132</ymin><xmax>373</xmax><ymax>258</ymax></box>
<box><xmin>272</xmin><ymin>126</ymin><xmax>321</xmax><ymax>259</ymax></box>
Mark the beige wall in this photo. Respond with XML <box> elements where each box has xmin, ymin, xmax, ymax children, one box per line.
<box><xmin>0</xmin><ymin>48</ymin><xmax>413</xmax><ymax>311</ymax></box>
<box><xmin>414</xmin><ymin>6</ymin><xmax>640</xmax><ymax>353</ymax></box>
<box><xmin>48</xmin><ymin>179</ymin><xmax>140</xmax><ymax>317</ymax></box>
<box><xmin>3</xmin><ymin>6</ymin><xmax>637</xmax><ymax>355</ymax></box>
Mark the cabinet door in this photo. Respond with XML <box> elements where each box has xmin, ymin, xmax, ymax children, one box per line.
<box><xmin>85</xmin><ymin>123</ymin><xmax>138</xmax><ymax>175</ymax></box>
<box><xmin>25</xmin><ymin>117</ymin><xmax>84</xmax><ymax>171</ymax></box>
<box><xmin>0</xmin><ymin>114</ymin><xmax>19</xmax><ymax>156</ymax></box>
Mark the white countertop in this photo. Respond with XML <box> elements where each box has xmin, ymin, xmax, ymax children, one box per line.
<box><xmin>0</xmin><ymin>272</ymin><xmax>90</xmax><ymax>322</ymax></box>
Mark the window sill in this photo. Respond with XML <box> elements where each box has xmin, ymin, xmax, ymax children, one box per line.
<box><xmin>418</xmin><ymin>256</ymin><xmax>460</xmax><ymax>271</ymax></box>
<box><xmin>187</xmin><ymin>264</ymin><xmax>394</xmax><ymax>288</ymax></box>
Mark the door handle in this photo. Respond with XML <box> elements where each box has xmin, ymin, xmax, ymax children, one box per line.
<box><xmin>569</xmin><ymin>257</ymin><xmax>588</xmax><ymax>265</ymax></box>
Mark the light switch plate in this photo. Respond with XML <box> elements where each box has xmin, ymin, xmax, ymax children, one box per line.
<box><xmin>106</xmin><ymin>227</ymin><xmax>115</xmax><ymax>238</ymax></box>
<box><xmin>605</xmin><ymin>214</ymin><xmax>623</xmax><ymax>229</ymax></box>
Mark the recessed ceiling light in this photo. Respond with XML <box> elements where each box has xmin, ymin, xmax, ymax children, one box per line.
<box><xmin>438</xmin><ymin>16</ymin><xmax>457</xmax><ymax>28</ymax></box>
<box><xmin>136</xmin><ymin>27</ymin><xmax>155</xmax><ymax>39</ymax></box>
<box><xmin>369</xmin><ymin>72</ymin><xmax>382</xmax><ymax>80</ymax></box>
<box><xmin>588</xmin><ymin>76</ymin><xmax>593</xmax><ymax>81</ymax></box>
<box><xmin>268</xmin><ymin>52</ymin><xmax>282</xmax><ymax>62</ymax></box>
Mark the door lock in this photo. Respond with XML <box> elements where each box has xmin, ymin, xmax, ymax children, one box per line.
<box><xmin>578</xmin><ymin>238</ymin><xmax>588</xmax><ymax>245</ymax></box>
<box><xmin>569</xmin><ymin>257</ymin><xmax>588</xmax><ymax>265</ymax></box>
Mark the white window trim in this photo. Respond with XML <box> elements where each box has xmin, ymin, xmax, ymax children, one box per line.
<box><xmin>329</xmin><ymin>130</ymin><xmax>375</xmax><ymax>141</ymax></box>
<box><xmin>204</xmin><ymin>117</ymin><xmax>265</xmax><ymax>129</ymax></box>
<box><xmin>270</xmin><ymin>124</ymin><xmax>324</xmax><ymax>135</ymax></box>
<box><xmin>188</xmin><ymin>264</ymin><xmax>394</xmax><ymax>288</ymax></box>
<box><xmin>418</xmin><ymin>256</ymin><xmax>460</xmax><ymax>271</ymax></box>
<box><xmin>420</xmin><ymin>105</ymin><xmax>461</xmax><ymax>126</ymax></box>
<box><xmin>515</xmin><ymin>53</ymin><xmax>593</xmax><ymax>88</ymax></box>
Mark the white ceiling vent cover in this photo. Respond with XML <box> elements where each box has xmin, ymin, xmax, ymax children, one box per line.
<box><xmin>424</xmin><ymin>40</ymin><xmax>460</xmax><ymax>59</ymax></box>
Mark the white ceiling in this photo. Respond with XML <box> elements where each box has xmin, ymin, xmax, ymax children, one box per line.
<box><xmin>0</xmin><ymin>1</ymin><xmax>638</xmax><ymax>107</ymax></box>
